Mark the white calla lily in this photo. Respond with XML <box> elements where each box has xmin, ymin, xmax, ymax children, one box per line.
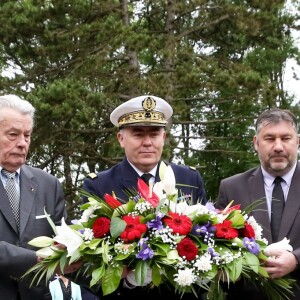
<box><xmin>264</xmin><ymin>237</ymin><xmax>293</xmax><ymax>254</ymax></box>
<box><xmin>53</xmin><ymin>218</ymin><xmax>84</xmax><ymax>257</ymax></box>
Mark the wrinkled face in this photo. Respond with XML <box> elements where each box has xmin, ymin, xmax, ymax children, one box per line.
<box><xmin>0</xmin><ymin>108</ymin><xmax>33</xmax><ymax>172</ymax></box>
<box><xmin>253</xmin><ymin>120</ymin><xmax>299</xmax><ymax>176</ymax></box>
<box><xmin>117</xmin><ymin>126</ymin><xmax>166</xmax><ymax>173</ymax></box>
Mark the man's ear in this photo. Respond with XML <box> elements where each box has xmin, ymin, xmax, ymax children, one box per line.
<box><xmin>253</xmin><ymin>135</ymin><xmax>258</xmax><ymax>152</ymax></box>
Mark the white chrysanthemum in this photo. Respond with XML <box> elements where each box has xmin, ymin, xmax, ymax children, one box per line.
<box><xmin>247</xmin><ymin>216</ymin><xmax>263</xmax><ymax>240</ymax></box>
<box><xmin>216</xmin><ymin>213</ymin><xmax>227</xmax><ymax>224</ymax></box>
<box><xmin>83</xmin><ymin>228</ymin><xmax>94</xmax><ymax>241</ymax></box>
<box><xmin>174</xmin><ymin>268</ymin><xmax>197</xmax><ymax>287</ymax></box>
<box><xmin>194</xmin><ymin>253</ymin><xmax>213</xmax><ymax>272</ymax></box>
<box><xmin>78</xmin><ymin>205</ymin><xmax>97</xmax><ymax>223</ymax></box>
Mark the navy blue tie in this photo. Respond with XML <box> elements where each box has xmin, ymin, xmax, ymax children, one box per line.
<box><xmin>271</xmin><ymin>177</ymin><xmax>284</xmax><ymax>242</ymax></box>
<box><xmin>141</xmin><ymin>173</ymin><xmax>152</xmax><ymax>185</ymax></box>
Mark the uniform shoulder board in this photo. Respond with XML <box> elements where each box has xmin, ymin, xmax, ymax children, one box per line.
<box><xmin>87</xmin><ymin>172</ymin><xmax>97</xmax><ymax>179</ymax></box>
<box><xmin>188</xmin><ymin>166</ymin><xmax>196</xmax><ymax>171</ymax></box>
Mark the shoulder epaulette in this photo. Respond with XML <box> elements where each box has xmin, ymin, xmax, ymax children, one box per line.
<box><xmin>87</xmin><ymin>172</ymin><xmax>97</xmax><ymax>179</ymax></box>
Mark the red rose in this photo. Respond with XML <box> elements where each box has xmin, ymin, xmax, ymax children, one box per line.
<box><xmin>239</xmin><ymin>221</ymin><xmax>255</xmax><ymax>238</ymax></box>
<box><xmin>92</xmin><ymin>217</ymin><xmax>111</xmax><ymax>238</ymax></box>
<box><xmin>163</xmin><ymin>212</ymin><xmax>192</xmax><ymax>235</ymax></box>
<box><xmin>120</xmin><ymin>215</ymin><xmax>147</xmax><ymax>242</ymax></box>
<box><xmin>177</xmin><ymin>237</ymin><xmax>198</xmax><ymax>261</ymax></box>
<box><xmin>215</xmin><ymin>220</ymin><xmax>238</xmax><ymax>239</ymax></box>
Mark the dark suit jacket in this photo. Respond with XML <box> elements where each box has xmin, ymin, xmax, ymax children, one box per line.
<box><xmin>83</xmin><ymin>159</ymin><xmax>207</xmax><ymax>205</ymax></box>
<box><xmin>217</xmin><ymin>162</ymin><xmax>300</xmax><ymax>300</ymax></box>
<box><xmin>0</xmin><ymin>165</ymin><xmax>66</xmax><ymax>300</ymax></box>
<box><xmin>82</xmin><ymin>158</ymin><xmax>207</xmax><ymax>300</ymax></box>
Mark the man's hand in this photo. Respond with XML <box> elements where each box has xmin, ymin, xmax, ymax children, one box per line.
<box><xmin>264</xmin><ymin>249</ymin><xmax>298</xmax><ymax>278</ymax></box>
<box><xmin>36</xmin><ymin>243</ymin><xmax>83</xmax><ymax>275</ymax></box>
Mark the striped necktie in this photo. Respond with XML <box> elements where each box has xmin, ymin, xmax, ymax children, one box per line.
<box><xmin>2</xmin><ymin>169</ymin><xmax>20</xmax><ymax>228</ymax></box>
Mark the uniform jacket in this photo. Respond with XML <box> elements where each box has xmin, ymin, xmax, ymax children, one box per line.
<box><xmin>83</xmin><ymin>158</ymin><xmax>207</xmax><ymax>205</ymax></box>
<box><xmin>0</xmin><ymin>165</ymin><xmax>66</xmax><ymax>300</ymax></box>
<box><xmin>217</xmin><ymin>162</ymin><xmax>300</xmax><ymax>299</ymax></box>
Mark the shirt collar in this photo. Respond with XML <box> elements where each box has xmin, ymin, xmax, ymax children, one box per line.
<box><xmin>261</xmin><ymin>162</ymin><xmax>297</xmax><ymax>188</ymax></box>
<box><xmin>127</xmin><ymin>159</ymin><xmax>157</xmax><ymax>178</ymax></box>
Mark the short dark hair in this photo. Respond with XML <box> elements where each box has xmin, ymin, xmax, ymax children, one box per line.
<box><xmin>255</xmin><ymin>108</ymin><xmax>298</xmax><ymax>134</ymax></box>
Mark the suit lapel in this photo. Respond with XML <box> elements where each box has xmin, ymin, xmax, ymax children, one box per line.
<box><xmin>279</xmin><ymin>162</ymin><xmax>300</xmax><ymax>240</ymax></box>
<box><xmin>249</xmin><ymin>167</ymin><xmax>272</xmax><ymax>242</ymax></box>
<box><xmin>19</xmin><ymin>166</ymin><xmax>37</xmax><ymax>235</ymax></box>
<box><xmin>119</xmin><ymin>159</ymin><xmax>140</xmax><ymax>194</ymax></box>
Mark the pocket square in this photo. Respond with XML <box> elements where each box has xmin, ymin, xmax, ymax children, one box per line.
<box><xmin>36</xmin><ymin>214</ymin><xmax>50</xmax><ymax>219</ymax></box>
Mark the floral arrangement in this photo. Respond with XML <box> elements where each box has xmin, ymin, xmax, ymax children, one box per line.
<box><xmin>24</xmin><ymin>162</ymin><xmax>295</xmax><ymax>300</ymax></box>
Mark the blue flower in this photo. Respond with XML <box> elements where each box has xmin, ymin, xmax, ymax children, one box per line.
<box><xmin>147</xmin><ymin>212</ymin><xmax>165</xmax><ymax>230</ymax></box>
<box><xmin>136</xmin><ymin>238</ymin><xmax>154</xmax><ymax>261</ymax></box>
<box><xmin>243</xmin><ymin>237</ymin><xmax>260</xmax><ymax>255</ymax></box>
<box><xmin>191</xmin><ymin>221</ymin><xmax>215</xmax><ymax>239</ymax></box>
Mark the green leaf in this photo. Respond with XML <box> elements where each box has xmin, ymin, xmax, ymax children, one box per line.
<box><xmin>44</xmin><ymin>207</ymin><xmax>57</xmax><ymax>235</ymax></box>
<box><xmin>102</xmin><ymin>264</ymin><xmax>123</xmax><ymax>296</ymax></box>
<box><xmin>244</xmin><ymin>252</ymin><xmax>259</xmax><ymax>273</ymax></box>
<box><xmin>110</xmin><ymin>217</ymin><xmax>126</xmax><ymax>238</ymax></box>
<box><xmin>151</xmin><ymin>264</ymin><xmax>162</xmax><ymax>286</ymax></box>
<box><xmin>90</xmin><ymin>264</ymin><xmax>106</xmax><ymax>287</ymax></box>
<box><xmin>135</xmin><ymin>260</ymin><xmax>149</xmax><ymax>285</ymax></box>
<box><xmin>228</xmin><ymin>256</ymin><xmax>243</xmax><ymax>282</ymax></box>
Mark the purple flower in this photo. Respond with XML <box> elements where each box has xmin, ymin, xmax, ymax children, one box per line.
<box><xmin>136</xmin><ymin>238</ymin><xmax>154</xmax><ymax>261</ymax></box>
<box><xmin>147</xmin><ymin>212</ymin><xmax>165</xmax><ymax>230</ymax></box>
<box><xmin>205</xmin><ymin>202</ymin><xmax>218</xmax><ymax>213</ymax></box>
<box><xmin>208</xmin><ymin>247</ymin><xmax>220</xmax><ymax>258</ymax></box>
<box><xmin>243</xmin><ymin>237</ymin><xmax>260</xmax><ymax>255</ymax></box>
<box><xmin>192</xmin><ymin>221</ymin><xmax>216</xmax><ymax>237</ymax></box>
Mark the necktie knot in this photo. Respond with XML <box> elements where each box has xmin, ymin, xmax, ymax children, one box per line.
<box><xmin>274</xmin><ymin>176</ymin><xmax>283</xmax><ymax>185</ymax></box>
<box><xmin>2</xmin><ymin>169</ymin><xmax>16</xmax><ymax>179</ymax></box>
<box><xmin>141</xmin><ymin>173</ymin><xmax>152</xmax><ymax>185</ymax></box>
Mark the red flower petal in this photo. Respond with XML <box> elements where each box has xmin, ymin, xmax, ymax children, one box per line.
<box><xmin>215</xmin><ymin>220</ymin><xmax>238</xmax><ymax>239</ymax></box>
<box><xmin>104</xmin><ymin>193</ymin><xmax>123</xmax><ymax>209</ymax></box>
<box><xmin>120</xmin><ymin>215</ymin><xmax>147</xmax><ymax>242</ymax></box>
<box><xmin>137</xmin><ymin>178</ymin><xmax>159</xmax><ymax>207</ymax></box>
<box><xmin>163</xmin><ymin>212</ymin><xmax>192</xmax><ymax>235</ymax></box>
<box><xmin>177</xmin><ymin>237</ymin><xmax>198</xmax><ymax>261</ymax></box>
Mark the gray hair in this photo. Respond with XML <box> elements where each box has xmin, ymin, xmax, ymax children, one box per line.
<box><xmin>255</xmin><ymin>108</ymin><xmax>298</xmax><ymax>134</ymax></box>
<box><xmin>0</xmin><ymin>94</ymin><xmax>35</xmax><ymax>122</ymax></box>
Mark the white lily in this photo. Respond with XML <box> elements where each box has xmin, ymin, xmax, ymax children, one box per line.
<box><xmin>28</xmin><ymin>236</ymin><xmax>54</xmax><ymax>248</ymax></box>
<box><xmin>53</xmin><ymin>218</ymin><xmax>84</xmax><ymax>257</ymax></box>
<box><xmin>168</xmin><ymin>201</ymin><xmax>206</xmax><ymax>216</ymax></box>
<box><xmin>264</xmin><ymin>237</ymin><xmax>293</xmax><ymax>254</ymax></box>
<box><xmin>36</xmin><ymin>246</ymin><xmax>56</xmax><ymax>259</ymax></box>
<box><xmin>153</xmin><ymin>181</ymin><xmax>165</xmax><ymax>199</ymax></box>
<box><xmin>162</xmin><ymin>165</ymin><xmax>177</xmax><ymax>196</ymax></box>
